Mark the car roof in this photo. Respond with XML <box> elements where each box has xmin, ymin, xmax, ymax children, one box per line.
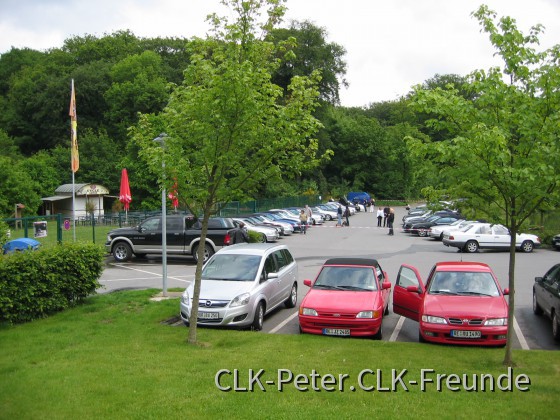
<box><xmin>215</xmin><ymin>243</ymin><xmax>289</xmax><ymax>256</ymax></box>
<box><xmin>324</xmin><ymin>257</ymin><xmax>379</xmax><ymax>267</ymax></box>
<box><xmin>434</xmin><ymin>261</ymin><xmax>492</xmax><ymax>272</ymax></box>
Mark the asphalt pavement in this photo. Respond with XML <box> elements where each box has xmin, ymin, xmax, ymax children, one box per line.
<box><xmin>98</xmin><ymin>206</ymin><xmax>560</xmax><ymax>350</ymax></box>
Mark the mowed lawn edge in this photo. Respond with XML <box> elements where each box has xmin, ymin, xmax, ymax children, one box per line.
<box><xmin>0</xmin><ymin>289</ymin><xmax>557</xmax><ymax>419</ymax></box>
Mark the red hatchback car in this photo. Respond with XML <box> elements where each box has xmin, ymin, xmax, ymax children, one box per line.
<box><xmin>298</xmin><ymin>258</ymin><xmax>392</xmax><ymax>339</ymax></box>
<box><xmin>393</xmin><ymin>261</ymin><xmax>509</xmax><ymax>346</ymax></box>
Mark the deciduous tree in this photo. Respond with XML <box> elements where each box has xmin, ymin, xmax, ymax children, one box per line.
<box><xmin>408</xmin><ymin>5</ymin><xmax>560</xmax><ymax>365</ymax></box>
<box><xmin>131</xmin><ymin>0</ymin><xmax>328</xmax><ymax>344</ymax></box>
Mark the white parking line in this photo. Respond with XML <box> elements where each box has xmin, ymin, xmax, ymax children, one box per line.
<box><xmin>269</xmin><ymin>311</ymin><xmax>298</xmax><ymax>334</ymax></box>
<box><xmin>389</xmin><ymin>316</ymin><xmax>405</xmax><ymax>341</ymax></box>
<box><xmin>107</xmin><ymin>263</ymin><xmax>193</xmax><ymax>283</ymax></box>
<box><xmin>513</xmin><ymin>316</ymin><xmax>530</xmax><ymax>350</ymax></box>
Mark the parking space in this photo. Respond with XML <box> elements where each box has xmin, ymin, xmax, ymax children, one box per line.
<box><xmin>98</xmin><ymin>206</ymin><xmax>560</xmax><ymax>350</ymax></box>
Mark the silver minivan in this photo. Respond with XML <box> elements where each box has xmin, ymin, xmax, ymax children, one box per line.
<box><xmin>179</xmin><ymin>243</ymin><xmax>298</xmax><ymax>330</ymax></box>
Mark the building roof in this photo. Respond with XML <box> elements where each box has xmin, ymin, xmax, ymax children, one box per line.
<box><xmin>54</xmin><ymin>183</ymin><xmax>109</xmax><ymax>196</ymax></box>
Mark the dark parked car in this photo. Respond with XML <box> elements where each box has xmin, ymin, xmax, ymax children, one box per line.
<box><xmin>533</xmin><ymin>264</ymin><xmax>560</xmax><ymax>340</ymax></box>
<box><xmin>105</xmin><ymin>214</ymin><xmax>234</xmax><ymax>263</ymax></box>
<box><xmin>552</xmin><ymin>234</ymin><xmax>560</xmax><ymax>250</ymax></box>
<box><xmin>407</xmin><ymin>216</ymin><xmax>464</xmax><ymax>237</ymax></box>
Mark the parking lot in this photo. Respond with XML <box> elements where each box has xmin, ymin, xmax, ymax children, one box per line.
<box><xmin>98</xmin><ymin>206</ymin><xmax>560</xmax><ymax>350</ymax></box>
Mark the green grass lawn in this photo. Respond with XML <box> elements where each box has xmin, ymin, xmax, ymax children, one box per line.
<box><xmin>1</xmin><ymin>290</ymin><xmax>558</xmax><ymax>419</ymax></box>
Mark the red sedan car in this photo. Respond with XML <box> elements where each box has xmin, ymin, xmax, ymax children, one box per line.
<box><xmin>298</xmin><ymin>258</ymin><xmax>392</xmax><ymax>339</ymax></box>
<box><xmin>393</xmin><ymin>261</ymin><xmax>509</xmax><ymax>346</ymax></box>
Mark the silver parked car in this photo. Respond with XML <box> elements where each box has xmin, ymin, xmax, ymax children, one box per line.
<box><xmin>232</xmin><ymin>218</ymin><xmax>279</xmax><ymax>243</ymax></box>
<box><xmin>179</xmin><ymin>243</ymin><xmax>298</xmax><ymax>330</ymax></box>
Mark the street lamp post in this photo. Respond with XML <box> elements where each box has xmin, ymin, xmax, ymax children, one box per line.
<box><xmin>153</xmin><ymin>133</ymin><xmax>168</xmax><ymax>297</ymax></box>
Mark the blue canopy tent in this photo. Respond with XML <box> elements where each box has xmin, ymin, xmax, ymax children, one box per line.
<box><xmin>2</xmin><ymin>238</ymin><xmax>41</xmax><ymax>254</ymax></box>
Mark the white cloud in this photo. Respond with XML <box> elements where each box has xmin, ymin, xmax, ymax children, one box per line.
<box><xmin>1</xmin><ymin>0</ymin><xmax>559</xmax><ymax>106</ymax></box>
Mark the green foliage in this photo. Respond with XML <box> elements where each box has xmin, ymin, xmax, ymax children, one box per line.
<box><xmin>0</xmin><ymin>242</ymin><xmax>104</xmax><ymax>324</ymax></box>
<box><xmin>269</xmin><ymin>20</ymin><xmax>347</xmax><ymax>104</ymax></box>
<box><xmin>0</xmin><ymin>155</ymin><xmax>42</xmax><ymax>217</ymax></box>
<box><xmin>0</xmin><ymin>221</ymin><xmax>9</xmax><ymax>248</ymax></box>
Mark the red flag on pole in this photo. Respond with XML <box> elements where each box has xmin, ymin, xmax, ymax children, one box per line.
<box><xmin>69</xmin><ymin>79</ymin><xmax>79</xmax><ymax>173</ymax></box>
<box><xmin>119</xmin><ymin>168</ymin><xmax>132</xmax><ymax>211</ymax></box>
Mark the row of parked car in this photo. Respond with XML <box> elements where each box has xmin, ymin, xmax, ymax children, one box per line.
<box><xmin>232</xmin><ymin>202</ymin><xmax>353</xmax><ymax>243</ymax></box>
<box><xmin>178</xmin><ymin>208</ymin><xmax>560</xmax><ymax>345</ymax></box>
<box><xmin>401</xmin><ymin>205</ymin><xmax>560</xmax><ymax>341</ymax></box>
<box><xmin>178</xmin><ymin>242</ymin><xmax>516</xmax><ymax>346</ymax></box>
<box><xmin>401</xmin><ymin>206</ymin><xmax>542</xmax><ymax>253</ymax></box>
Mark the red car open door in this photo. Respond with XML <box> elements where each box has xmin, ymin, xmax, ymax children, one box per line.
<box><xmin>392</xmin><ymin>264</ymin><xmax>425</xmax><ymax>321</ymax></box>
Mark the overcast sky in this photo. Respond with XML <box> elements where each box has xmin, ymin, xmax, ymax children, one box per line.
<box><xmin>1</xmin><ymin>0</ymin><xmax>559</xmax><ymax>107</ymax></box>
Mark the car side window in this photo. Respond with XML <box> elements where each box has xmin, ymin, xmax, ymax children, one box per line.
<box><xmin>396</xmin><ymin>266</ymin><xmax>419</xmax><ymax>288</ymax></box>
<box><xmin>274</xmin><ymin>250</ymin><xmax>287</xmax><ymax>270</ymax></box>
<box><xmin>261</xmin><ymin>254</ymin><xmax>277</xmax><ymax>283</ymax></box>
<box><xmin>494</xmin><ymin>226</ymin><xmax>509</xmax><ymax>235</ymax></box>
<box><xmin>141</xmin><ymin>218</ymin><xmax>161</xmax><ymax>231</ymax></box>
<box><xmin>281</xmin><ymin>249</ymin><xmax>294</xmax><ymax>265</ymax></box>
<box><xmin>544</xmin><ymin>265</ymin><xmax>560</xmax><ymax>285</ymax></box>
<box><xmin>166</xmin><ymin>218</ymin><xmax>183</xmax><ymax>231</ymax></box>
<box><xmin>375</xmin><ymin>265</ymin><xmax>384</xmax><ymax>283</ymax></box>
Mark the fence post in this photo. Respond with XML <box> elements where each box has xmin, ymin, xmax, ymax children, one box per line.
<box><xmin>57</xmin><ymin>213</ymin><xmax>62</xmax><ymax>243</ymax></box>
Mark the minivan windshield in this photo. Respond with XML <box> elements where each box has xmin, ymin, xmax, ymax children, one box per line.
<box><xmin>202</xmin><ymin>254</ymin><xmax>261</xmax><ymax>282</ymax></box>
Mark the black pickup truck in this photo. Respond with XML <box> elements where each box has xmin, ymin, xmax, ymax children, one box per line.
<box><xmin>105</xmin><ymin>214</ymin><xmax>234</xmax><ymax>263</ymax></box>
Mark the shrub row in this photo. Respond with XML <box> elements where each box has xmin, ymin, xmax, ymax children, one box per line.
<box><xmin>0</xmin><ymin>242</ymin><xmax>105</xmax><ymax>324</ymax></box>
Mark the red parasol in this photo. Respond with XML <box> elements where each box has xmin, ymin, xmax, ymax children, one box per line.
<box><xmin>119</xmin><ymin>168</ymin><xmax>132</xmax><ymax>211</ymax></box>
<box><xmin>168</xmin><ymin>179</ymin><xmax>179</xmax><ymax>210</ymax></box>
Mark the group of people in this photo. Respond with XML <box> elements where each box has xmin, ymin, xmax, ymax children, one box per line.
<box><xmin>376</xmin><ymin>206</ymin><xmax>395</xmax><ymax>235</ymax></box>
<box><xmin>336</xmin><ymin>204</ymin><xmax>351</xmax><ymax>227</ymax></box>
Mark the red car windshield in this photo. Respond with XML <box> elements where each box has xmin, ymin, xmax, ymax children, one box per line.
<box><xmin>427</xmin><ymin>271</ymin><xmax>500</xmax><ymax>297</ymax></box>
<box><xmin>314</xmin><ymin>266</ymin><xmax>378</xmax><ymax>291</ymax></box>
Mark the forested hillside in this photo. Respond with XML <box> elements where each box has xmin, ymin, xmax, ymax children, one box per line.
<box><xmin>0</xmin><ymin>24</ymin><xmax>448</xmax><ymax>217</ymax></box>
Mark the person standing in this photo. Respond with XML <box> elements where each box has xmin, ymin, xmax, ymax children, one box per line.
<box><xmin>337</xmin><ymin>204</ymin><xmax>343</xmax><ymax>227</ymax></box>
<box><xmin>387</xmin><ymin>208</ymin><xmax>395</xmax><ymax>235</ymax></box>
<box><xmin>376</xmin><ymin>207</ymin><xmax>384</xmax><ymax>227</ymax></box>
<box><xmin>299</xmin><ymin>209</ymin><xmax>308</xmax><ymax>234</ymax></box>
<box><xmin>304</xmin><ymin>204</ymin><xmax>313</xmax><ymax>226</ymax></box>
<box><xmin>344</xmin><ymin>204</ymin><xmax>350</xmax><ymax>227</ymax></box>
<box><xmin>383</xmin><ymin>206</ymin><xmax>390</xmax><ymax>227</ymax></box>
<box><xmin>231</xmin><ymin>221</ymin><xmax>249</xmax><ymax>244</ymax></box>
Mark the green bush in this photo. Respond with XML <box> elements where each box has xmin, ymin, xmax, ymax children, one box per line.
<box><xmin>0</xmin><ymin>242</ymin><xmax>105</xmax><ymax>324</ymax></box>
<box><xmin>0</xmin><ymin>221</ymin><xmax>9</xmax><ymax>248</ymax></box>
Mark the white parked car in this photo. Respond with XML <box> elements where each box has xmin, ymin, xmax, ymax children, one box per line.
<box><xmin>443</xmin><ymin>223</ymin><xmax>541</xmax><ymax>253</ymax></box>
<box><xmin>232</xmin><ymin>218</ymin><xmax>279</xmax><ymax>243</ymax></box>
<box><xmin>179</xmin><ymin>243</ymin><xmax>298</xmax><ymax>330</ymax></box>
<box><xmin>313</xmin><ymin>205</ymin><xmax>338</xmax><ymax>221</ymax></box>
<box><xmin>429</xmin><ymin>219</ymin><xmax>474</xmax><ymax>241</ymax></box>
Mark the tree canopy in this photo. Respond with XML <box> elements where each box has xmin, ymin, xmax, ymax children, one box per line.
<box><xmin>408</xmin><ymin>5</ymin><xmax>560</xmax><ymax>365</ymax></box>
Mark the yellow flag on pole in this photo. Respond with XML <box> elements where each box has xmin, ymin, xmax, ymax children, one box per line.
<box><xmin>69</xmin><ymin>79</ymin><xmax>79</xmax><ymax>173</ymax></box>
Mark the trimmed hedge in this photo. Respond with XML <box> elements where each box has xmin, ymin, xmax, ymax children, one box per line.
<box><xmin>0</xmin><ymin>242</ymin><xmax>105</xmax><ymax>324</ymax></box>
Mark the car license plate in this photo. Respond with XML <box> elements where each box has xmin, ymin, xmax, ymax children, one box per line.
<box><xmin>451</xmin><ymin>330</ymin><xmax>481</xmax><ymax>338</ymax></box>
<box><xmin>198</xmin><ymin>311</ymin><xmax>219</xmax><ymax>320</ymax></box>
<box><xmin>323</xmin><ymin>328</ymin><xmax>350</xmax><ymax>336</ymax></box>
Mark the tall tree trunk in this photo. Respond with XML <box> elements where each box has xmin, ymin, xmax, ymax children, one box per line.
<box><xmin>503</xmin><ymin>220</ymin><xmax>517</xmax><ymax>366</ymax></box>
